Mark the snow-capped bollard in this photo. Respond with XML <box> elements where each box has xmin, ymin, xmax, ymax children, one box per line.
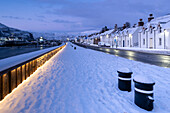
<box><xmin>74</xmin><ymin>47</ymin><xmax>76</xmax><ymax>50</ymax></box>
<box><xmin>117</xmin><ymin>68</ymin><xmax>133</xmax><ymax>92</ymax></box>
<box><xmin>133</xmin><ymin>76</ymin><xmax>155</xmax><ymax>111</ymax></box>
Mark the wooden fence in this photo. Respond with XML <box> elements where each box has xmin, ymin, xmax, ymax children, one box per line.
<box><xmin>0</xmin><ymin>44</ymin><xmax>66</xmax><ymax>101</ymax></box>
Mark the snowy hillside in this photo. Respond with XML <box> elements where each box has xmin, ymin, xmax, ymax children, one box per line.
<box><xmin>0</xmin><ymin>23</ymin><xmax>34</xmax><ymax>41</ymax></box>
<box><xmin>0</xmin><ymin>43</ymin><xmax>169</xmax><ymax>113</ymax></box>
<box><xmin>32</xmin><ymin>32</ymin><xmax>77</xmax><ymax>40</ymax></box>
<box><xmin>0</xmin><ymin>23</ymin><xmax>8</xmax><ymax>29</ymax></box>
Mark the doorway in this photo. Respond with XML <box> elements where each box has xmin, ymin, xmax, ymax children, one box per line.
<box><xmin>149</xmin><ymin>38</ymin><xmax>153</xmax><ymax>49</ymax></box>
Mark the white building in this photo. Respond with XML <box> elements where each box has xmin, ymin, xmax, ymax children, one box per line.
<box><xmin>99</xmin><ymin>29</ymin><xmax>115</xmax><ymax>47</ymax></box>
<box><xmin>120</xmin><ymin>27</ymin><xmax>141</xmax><ymax>47</ymax></box>
<box><xmin>138</xmin><ymin>14</ymin><xmax>170</xmax><ymax>49</ymax></box>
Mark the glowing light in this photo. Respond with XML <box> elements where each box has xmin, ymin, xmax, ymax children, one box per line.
<box><xmin>164</xmin><ymin>30</ymin><xmax>168</xmax><ymax>33</ymax></box>
<box><xmin>129</xmin><ymin>34</ymin><xmax>132</xmax><ymax>38</ymax></box>
<box><xmin>114</xmin><ymin>50</ymin><xmax>119</xmax><ymax>53</ymax></box>
<box><xmin>106</xmin><ymin>34</ymin><xmax>109</xmax><ymax>38</ymax></box>
<box><xmin>127</xmin><ymin>51</ymin><xmax>135</xmax><ymax>57</ymax></box>
<box><xmin>0</xmin><ymin>45</ymin><xmax>66</xmax><ymax>103</ymax></box>
<box><xmin>105</xmin><ymin>48</ymin><xmax>110</xmax><ymax>52</ymax></box>
<box><xmin>164</xmin><ymin>30</ymin><xmax>169</xmax><ymax>36</ymax></box>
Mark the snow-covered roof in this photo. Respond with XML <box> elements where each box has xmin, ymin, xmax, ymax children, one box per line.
<box><xmin>128</xmin><ymin>27</ymin><xmax>138</xmax><ymax>34</ymax></box>
<box><xmin>100</xmin><ymin>29</ymin><xmax>114</xmax><ymax>36</ymax></box>
<box><xmin>162</xmin><ymin>21</ymin><xmax>170</xmax><ymax>29</ymax></box>
<box><xmin>122</xmin><ymin>27</ymin><xmax>138</xmax><ymax>35</ymax></box>
<box><xmin>145</xmin><ymin>15</ymin><xmax>170</xmax><ymax>29</ymax></box>
<box><xmin>81</xmin><ymin>30</ymin><xmax>100</xmax><ymax>36</ymax></box>
<box><xmin>150</xmin><ymin>15</ymin><xmax>170</xmax><ymax>24</ymax></box>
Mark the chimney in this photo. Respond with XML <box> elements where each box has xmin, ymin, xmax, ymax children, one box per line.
<box><xmin>158</xmin><ymin>23</ymin><xmax>161</xmax><ymax>28</ymax></box>
<box><xmin>148</xmin><ymin>14</ymin><xmax>154</xmax><ymax>22</ymax></box>
<box><xmin>133</xmin><ymin>24</ymin><xmax>137</xmax><ymax>28</ymax></box>
<box><xmin>123</xmin><ymin>24</ymin><xmax>126</xmax><ymax>29</ymax></box>
<box><xmin>114</xmin><ymin>24</ymin><xmax>118</xmax><ymax>30</ymax></box>
<box><xmin>149</xmin><ymin>25</ymin><xmax>152</xmax><ymax>29</ymax></box>
<box><xmin>138</xmin><ymin>19</ymin><xmax>144</xmax><ymax>26</ymax></box>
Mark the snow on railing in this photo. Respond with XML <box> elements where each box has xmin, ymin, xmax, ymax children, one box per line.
<box><xmin>0</xmin><ymin>43</ymin><xmax>66</xmax><ymax>101</ymax></box>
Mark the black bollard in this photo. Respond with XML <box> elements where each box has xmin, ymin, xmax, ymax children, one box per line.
<box><xmin>74</xmin><ymin>47</ymin><xmax>76</xmax><ymax>50</ymax></box>
<box><xmin>117</xmin><ymin>68</ymin><xmax>133</xmax><ymax>92</ymax></box>
<box><xmin>133</xmin><ymin>76</ymin><xmax>155</xmax><ymax>111</ymax></box>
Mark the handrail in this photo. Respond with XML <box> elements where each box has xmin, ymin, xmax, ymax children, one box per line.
<box><xmin>0</xmin><ymin>43</ymin><xmax>66</xmax><ymax>100</ymax></box>
<box><xmin>0</xmin><ymin>43</ymin><xmax>65</xmax><ymax>75</ymax></box>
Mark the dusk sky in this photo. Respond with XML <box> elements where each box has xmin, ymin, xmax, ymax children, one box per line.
<box><xmin>0</xmin><ymin>0</ymin><xmax>170</xmax><ymax>33</ymax></box>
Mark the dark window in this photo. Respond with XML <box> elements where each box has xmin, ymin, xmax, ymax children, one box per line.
<box><xmin>143</xmin><ymin>39</ymin><xmax>145</xmax><ymax>45</ymax></box>
<box><xmin>159</xmin><ymin>38</ymin><xmax>162</xmax><ymax>45</ymax></box>
<box><xmin>150</xmin><ymin>29</ymin><xmax>152</xmax><ymax>34</ymax></box>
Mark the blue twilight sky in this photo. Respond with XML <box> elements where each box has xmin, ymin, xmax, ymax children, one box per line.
<box><xmin>0</xmin><ymin>0</ymin><xmax>170</xmax><ymax>32</ymax></box>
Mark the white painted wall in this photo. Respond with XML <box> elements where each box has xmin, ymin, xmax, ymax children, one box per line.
<box><xmin>140</xmin><ymin>31</ymin><xmax>147</xmax><ymax>48</ymax></box>
<box><xmin>165</xmin><ymin>29</ymin><xmax>170</xmax><ymax>49</ymax></box>
<box><xmin>147</xmin><ymin>30</ymin><xmax>155</xmax><ymax>49</ymax></box>
<box><xmin>155</xmin><ymin>30</ymin><xmax>164</xmax><ymax>49</ymax></box>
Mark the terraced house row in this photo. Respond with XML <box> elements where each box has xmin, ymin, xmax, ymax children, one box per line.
<box><xmin>75</xmin><ymin>14</ymin><xmax>170</xmax><ymax>49</ymax></box>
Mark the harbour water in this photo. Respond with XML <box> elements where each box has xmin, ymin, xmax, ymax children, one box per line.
<box><xmin>0</xmin><ymin>46</ymin><xmax>49</xmax><ymax>60</ymax></box>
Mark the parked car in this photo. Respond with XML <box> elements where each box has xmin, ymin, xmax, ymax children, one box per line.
<box><xmin>98</xmin><ymin>42</ymin><xmax>105</xmax><ymax>47</ymax></box>
<box><xmin>104</xmin><ymin>43</ymin><xmax>111</xmax><ymax>47</ymax></box>
<box><xmin>82</xmin><ymin>42</ymin><xmax>87</xmax><ymax>44</ymax></box>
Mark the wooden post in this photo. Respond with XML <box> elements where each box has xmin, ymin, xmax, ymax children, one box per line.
<box><xmin>40</xmin><ymin>57</ymin><xmax>42</xmax><ymax>66</ymax></box>
<box><xmin>10</xmin><ymin>69</ymin><xmax>17</xmax><ymax>92</ymax></box>
<box><xmin>38</xmin><ymin>58</ymin><xmax>40</xmax><ymax>68</ymax></box>
<box><xmin>17</xmin><ymin>67</ymin><xmax>22</xmax><ymax>86</ymax></box>
<box><xmin>22</xmin><ymin>64</ymin><xmax>26</xmax><ymax>82</ymax></box>
<box><xmin>0</xmin><ymin>75</ymin><xmax>2</xmax><ymax>100</ymax></box>
<box><xmin>2</xmin><ymin>73</ymin><xmax>9</xmax><ymax>99</ymax></box>
<box><xmin>26</xmin><ymin>63</ymin><xmax>30</xmax><ymax>78</ymax></box>
<box><xmin>37</xmin><ymin>58</ymin><xmax>39</xmax><ymax>68</ymax></box>
<box><xmin>34</xmin><ymin>60</ymin><xmax>37</xmax><ymax>71</ymax></box>
<box><xmin>29</xmin><ymin>61</ymin><xmax>33</xmax><ymax>75</ymax></box>
<box><xmin>32</xmin><ymin>60</ymin><xmax>35</xmax><ymax>72</ymax></box>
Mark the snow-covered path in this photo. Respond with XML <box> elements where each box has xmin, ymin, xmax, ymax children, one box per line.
<box><xmin>0</xmin><ymin>43</ymin><xmax>170</xmax><ymax>113</ymax></box>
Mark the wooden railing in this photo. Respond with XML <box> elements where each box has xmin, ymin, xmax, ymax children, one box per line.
<box><xmin>0</xmin><ymin>44</ymin><xmax>66</xmax><ymax>101</ymax></box>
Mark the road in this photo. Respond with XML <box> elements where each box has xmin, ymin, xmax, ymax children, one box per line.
<box><xmin>74</xmin><ymin>43</ymin><xmax>170</xmax><ymax>68</ymax></box>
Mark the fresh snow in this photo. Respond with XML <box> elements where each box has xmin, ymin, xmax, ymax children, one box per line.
<box><xmin>0</xmin><ymin>42</ymin><xmax>170</xmax><ymax>113</ymax></box>
<box><xmin>100</xmin><ymin>29</ymin><xmax>114</xmax><ymax>36</ymax></box>
<box><xmin>117</xmin><ymin>68</ymin><xmax>132</xmax><ymax>73</ymax></box>
<box><xmin>149</xmin><ymin>14</ymin><xmax>170</xmax><ymax>25</ymax></box>
<box><xmin>134</xmin><ymin>75</ymin><xmax>155</xmax><ymax>84</ymax></box>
